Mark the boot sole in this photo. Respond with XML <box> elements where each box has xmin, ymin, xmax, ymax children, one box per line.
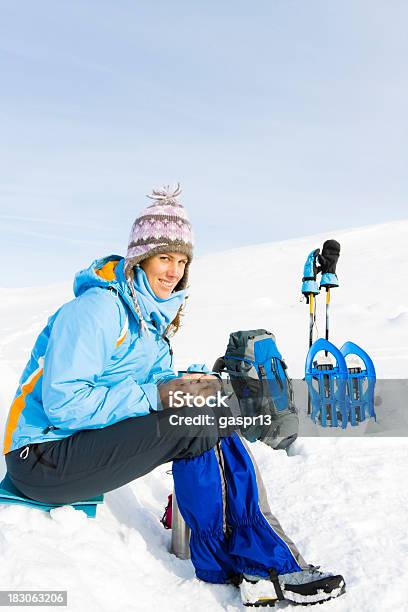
<box><xmin>283</xmin><ymin>576</ymin><xmax>346</xmax><ymax>606</ymax></box>
<box><xmin>244</xmin><ymin>598</ymin><xmax>278</xmax><ymax>607</ymax></box>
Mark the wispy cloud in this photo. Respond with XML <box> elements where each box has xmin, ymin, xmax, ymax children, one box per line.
<box><xmin>0</xmin><ymin>214</ymin><xmax>120</xmax><ymax>234</ymax></box>
<box><xmin>0</xmin><ymin>222</ymin><xmax>108</xmax><ymax>246</ymax></box>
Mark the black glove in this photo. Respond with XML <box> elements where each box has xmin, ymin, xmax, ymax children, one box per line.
<box><xmin>318</xmin><ymin>239</ymin><xmax>341</xmax><ymax>274</ymax></box>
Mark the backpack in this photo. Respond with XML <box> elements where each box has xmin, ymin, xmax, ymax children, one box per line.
<box><xmin>214</xmin><ymin>329</ymin><xmax>298</xmax><ymax>450</ymax></box>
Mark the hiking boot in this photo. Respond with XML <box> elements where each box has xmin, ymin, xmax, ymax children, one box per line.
<box><xmin>278</xmin><ymin>566</ymin><xmax>346</xmax><ymax>605</ymax></box>
<box><xmin>238</xmin><ymin>566</ymin><xmax>345</xmax><ymax>607</ymax></box>
<box><xmin>239</xmin><ymin>576</ymin><xmax>279</xmax><ymax>607</ymax></box>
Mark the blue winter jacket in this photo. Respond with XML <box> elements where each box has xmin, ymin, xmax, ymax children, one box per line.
<box><xmin>3</xmin><ymin>255</ymin><xmax>185</xmax><ymax>454</ymax></box>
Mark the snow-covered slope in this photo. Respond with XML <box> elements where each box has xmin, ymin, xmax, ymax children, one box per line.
<box><xmin>0</xmin><ymin>220</ymin><xmax>407</xmax><ymax>611</ymax></box>
<box><xmin>173</xmin><ymin>219</ymin><xmax>408</xmax><ymax>378</ymax></box>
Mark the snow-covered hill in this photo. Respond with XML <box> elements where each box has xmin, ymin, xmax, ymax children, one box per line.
<box><xmin>0</xmin><ymin>220</ymin><xmax>407</xmax><ymax>611</ymax></box>
<box><xmin>174</xmin><ymin>219</ymin><xmax>408</xmax><ymax>378</ymax></box>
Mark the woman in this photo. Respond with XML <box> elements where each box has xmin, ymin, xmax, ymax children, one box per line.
<box><xmin>2</xmin><ymin>185</ymin><xmax>345</xmax><ymax>607</ymax></box>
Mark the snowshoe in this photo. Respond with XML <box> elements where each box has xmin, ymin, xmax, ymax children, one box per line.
<box><xmin>305</xmin><ymin>338</ymin><xmax>348</xmax><ymax>428</ymax></box>
<box><xmin>340</xmin><ymin>341</ymin><xmax>376</xmax><ymax>425</ymax></box>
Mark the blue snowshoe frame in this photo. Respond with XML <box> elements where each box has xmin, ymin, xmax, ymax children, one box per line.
<box><xmin>340</xmin><ymin>341</ymin><xmax>376</xmax><ymax>425</ymax></box>
<box><xmin>305</xmin><ymin>338</ymin><xmax>349</xmax><ymax>428</ymax></box>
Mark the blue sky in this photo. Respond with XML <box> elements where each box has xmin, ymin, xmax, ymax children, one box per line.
<box><xmin>1</xmin><ymin>0</ymin><xmax>407</xmax><ymax>286</ymax></box>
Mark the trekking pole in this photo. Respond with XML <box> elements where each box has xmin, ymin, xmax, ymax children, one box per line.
<box><xmin>307</xmin><ymin>294</ymin><xmax>316</xmax><ymax>414</ymax></box>
<box><xmin>301</xmin><ymin>250</ymin><xmax>320</xmax><ymax>414</ymax></box>
<box><xmin>325</xmin><ymin>288</ymin><xmax>330</xmax><ymax>356</ymax></box>
<box><xmin>309</xmin><ymin>293</ymin><xmax>315</xmax><ymax>348</ymax></box>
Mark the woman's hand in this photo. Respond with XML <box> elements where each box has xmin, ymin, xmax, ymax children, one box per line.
<box><xmin>158</xmin><ymin>374</ymin><xmax>221</xmax><ymax>409</ymax></box>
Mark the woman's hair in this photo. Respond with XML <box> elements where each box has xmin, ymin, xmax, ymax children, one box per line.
<box><xmin>165</xmin><ymin>298</ymin><xmax>188</xmax><ymax>337</ymax></box>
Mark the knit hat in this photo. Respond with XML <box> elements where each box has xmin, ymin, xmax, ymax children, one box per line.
<box><xmin>124</xmin><ymin>184</ymin><xmax>194</xmax><ymax>332</ymax></box>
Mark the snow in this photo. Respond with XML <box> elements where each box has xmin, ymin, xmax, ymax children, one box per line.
<box><xmin>0</xmin><ymin>219</ymin><xmax>407</xmax><ymax>611</ymax></box>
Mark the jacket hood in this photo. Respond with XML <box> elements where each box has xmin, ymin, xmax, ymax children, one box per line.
<box><xmin>73</xmin><ymin>255</ymin><xmax>187</xmax><ymax>334</ymax></box>
<box><xmin>73</xmin><ymin>255</ymin><xmax>124</xmax><ymax>297</ymax></box>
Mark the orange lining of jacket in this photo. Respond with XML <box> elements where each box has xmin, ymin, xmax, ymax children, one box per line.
<box><xmin>95</xmin><ymin>260</ymin><xmax>119</xmax><ymax>282</ymax></box>
<box><xmin>3</xmin><ymin>367</ymin><xmax>44</xmax><ymax>455</ymax></box>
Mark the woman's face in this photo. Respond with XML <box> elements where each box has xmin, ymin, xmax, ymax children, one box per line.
<box><xmin>140</xmin><ymin>252</ymin><xmax>188</xmax><ymax>298</ymax></box>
